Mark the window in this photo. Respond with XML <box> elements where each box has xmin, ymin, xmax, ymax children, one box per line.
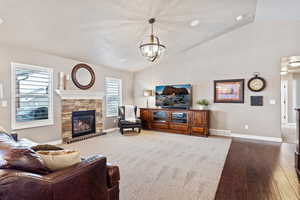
<box><xmin>11</xmin><ymin>63</ymin><xmax>53</xmax><ymax>129</ymax></box>
<box><xmin>105</xmin><ymin>77</ymin><xmax>122</xmax><ymax>117</ymax></box>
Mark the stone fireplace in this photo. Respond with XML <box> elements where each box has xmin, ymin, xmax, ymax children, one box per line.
<box><xmin>56</xmin><ymin>90</ymin><xmax>104</xmax><ymax>143</ymax></box>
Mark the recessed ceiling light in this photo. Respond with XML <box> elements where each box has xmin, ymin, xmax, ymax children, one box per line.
<box><xmin>0</xmin><ymin>17</ymin><xmax>3</xmax><ymax>25</ymax></box>
<box><xmin>189</xmin><ymin>19</ymin><xmax>200</xmax><ymax>27</ymax></box>
<box><xmin>236</xmin><ymin>15</ymin><xmax>244</xmax><ymax>22</ymax></box>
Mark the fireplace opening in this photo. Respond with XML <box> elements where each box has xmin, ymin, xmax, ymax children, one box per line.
<box><xmin>72</xmin><ymin>110</ymin><xmax>96</xmax><ymax>138</ymax></box>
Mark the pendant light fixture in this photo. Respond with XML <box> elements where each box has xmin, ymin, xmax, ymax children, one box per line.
<box><xmin>139</xmin><ymin>18</ymin><xmax>166</xmax><ymax>62</ymax></box>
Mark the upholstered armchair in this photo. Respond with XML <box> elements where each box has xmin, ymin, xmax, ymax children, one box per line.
<box><xmin>118</xmin><ymin>106</ymin><xmax>142</xmax><ymax>134</ymax></box>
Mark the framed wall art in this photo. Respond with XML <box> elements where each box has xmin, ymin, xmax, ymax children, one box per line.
<box><xmin>214</xmin><ymin>79</ymin><xmax>245</xmax><ymax>103</ymax></box>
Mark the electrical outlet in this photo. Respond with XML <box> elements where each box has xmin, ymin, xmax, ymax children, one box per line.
<box><xmin>244</xmin><ymin>125</ymin><xmax>249</xmax><ymax>130</ymax></box>
<box><xmin>269</xmin><ymin>99</ymin><xmax>276</xmax><ymax>105</ymax></box>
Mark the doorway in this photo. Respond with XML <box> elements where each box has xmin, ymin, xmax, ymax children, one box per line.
<box><xmin>281</xmin><ymin>80</ymin><xmax>288</xmax><ymax>124</ymax></box>
<box><xmin>280</xmin><ymin>56</ymin><xmax>300</xmax><ymax>143</ymax></box>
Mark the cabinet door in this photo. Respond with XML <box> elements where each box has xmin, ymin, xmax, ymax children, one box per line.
<box><xmin>192</xmin><ymin>112</ymin><xmax>208</xmax><ymax>127</ymax></box>
<box><xmin>140</xmin><ymin>109</ymin><xmax>149</xmax><ymax>128</ymax></box>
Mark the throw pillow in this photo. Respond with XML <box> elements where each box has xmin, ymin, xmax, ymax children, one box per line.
<box><xmin>31</xmin><ymin>144</ymin><xmax>64</xmax><ymax>152</ymax></box>
<box><xmin>37</xmin><ymin>150</ymin><xmax>81</xmax><ymax>171</ymax></box>
<box><xmin>0</xmin><ymin>133</ymin><xmax>50</xmax><ymax>174</ymax></box>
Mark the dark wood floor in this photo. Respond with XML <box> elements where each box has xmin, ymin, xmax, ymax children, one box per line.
<box><xmin>215</xmin><ymin>138</ymin><xmax>300</xmax><ymax>200</ymax></box>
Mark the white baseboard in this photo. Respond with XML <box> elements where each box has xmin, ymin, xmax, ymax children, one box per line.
<box><xmin>209</xmin><ymin>129</ymin><xmax>231</xmax><ymax>137</ymax></box>
<box><xmin>282</xmin><ymin>123</ymin><xmax>296</xmax><ymax>127</ymax></box>
<box><xmin>230</xmin><ymin>133</ymin><xmax>282</xmax><ymax>143</ymax></box>
<box><xmin>103</xmin><ymin>128</ymin><xmax>118</xmax><ymax>133</ymax></box>
<box><xmin>210</xmin><ymin>129</ymin><xmax>282</xmax><ymax>143</ymax></box>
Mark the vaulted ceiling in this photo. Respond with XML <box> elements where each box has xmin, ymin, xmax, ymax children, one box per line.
<box><xmin>0</xmin><ymin>0</ymin><xmax>257</xmax><ymax>71</ymax></box>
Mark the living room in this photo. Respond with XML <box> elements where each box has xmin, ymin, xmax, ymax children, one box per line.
<box><xmin>0</xmin><ymin>1</ymin><xmax>300</xmax><ymax>200</ymax></box>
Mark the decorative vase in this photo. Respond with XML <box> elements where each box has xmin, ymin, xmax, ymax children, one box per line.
<box><xmin>58</xmin><ymin>72</ymin><xmax>64</xmax><ymax>90</ymax></box>
<box><xmin>198</xmin><ymin>105</ymin><xmax>207</xmax><ymax>110</ymax></box>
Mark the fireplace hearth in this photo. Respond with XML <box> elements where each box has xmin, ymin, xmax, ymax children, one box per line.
<box><xmin>72</xmin><ymin>110</ymin><xmax>96</xmax><ymax>138</ymax></box>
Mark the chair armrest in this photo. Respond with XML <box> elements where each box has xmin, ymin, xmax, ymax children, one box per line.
<box><xmin>106</xmin><ymin>163</ymin><xmax>120</xmax><ymax>188</ymax></box>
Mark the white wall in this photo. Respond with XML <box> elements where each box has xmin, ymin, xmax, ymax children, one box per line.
<box><xmin>0</xmin><ymin>45</ymin><xmax>134</xmax><ymax>143</ymax></box>
<box><xmin>134</xmin><ymin>21</ymin><xmax>300</xmax><ymax>138</ymax></box>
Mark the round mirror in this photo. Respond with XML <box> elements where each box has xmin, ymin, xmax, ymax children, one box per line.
<box><xmin>71</xmin><ymin>64</ymin><xmax>95</xmax><ymax>90</ymax></box>
<box><xmin>76</xmin><ymin>68</ymin><xmax>92</xmax><ymax>86</ymax></box>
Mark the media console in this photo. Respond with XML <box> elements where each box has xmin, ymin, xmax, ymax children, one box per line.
<box><xmin>140</xmin><ymin>108</ymin><xmax>210</xmax><ymax>137</ymax></box>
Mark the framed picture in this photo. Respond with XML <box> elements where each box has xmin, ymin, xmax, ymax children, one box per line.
<box><xmin>214</xmin><ymin>79</ymin><xmax>245</xmax><ymax>103</ymax></box>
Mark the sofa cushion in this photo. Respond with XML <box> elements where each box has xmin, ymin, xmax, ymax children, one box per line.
<box><xmin>37</xmin><ymin>150</ymin><xmax>81</xmax><ymax>171</ymax></box>
<box><xmin>0</xmin><ymin>133</ymin><xmax>50</xmax><ymax>174</ymax></box>
<box><xmin>119</xmin><ymin>119</ymin><xmax>141</xmax><ymax>125</ymax></box>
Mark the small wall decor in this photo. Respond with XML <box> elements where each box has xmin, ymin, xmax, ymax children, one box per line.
<box><xmin>214</xmin><ymin>79</ymin><xmax>244</xmax><ymax>103</ymax></box>
<box><xmin>251</xmin><ymin>96</ymin><xmax>263</xmax><ymax>106</ymax></box>
<box><xmin>248</xmin><ymin>72</ymin><xmax>266</xmax><ymax>92</ymax></box>
<box><xmin>71</xmin><ymin>63</ymin><xmax>95</xmax><ymax>90</ymax></box>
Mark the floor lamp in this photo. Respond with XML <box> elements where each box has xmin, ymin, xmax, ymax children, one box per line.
<box><xmin>143</xmin><ymin>89</ymin><xmax>153</xmax><ymax>108</ymax></box>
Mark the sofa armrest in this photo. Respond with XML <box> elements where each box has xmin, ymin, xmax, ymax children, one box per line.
<box><xmin>0</xmin><ymin>169</ymin><xmax>52</xmax><ymax>200</ymax></box>
<box><xmin>106</xmin><ymin>163</ymin><xmax>120</xmax><ymax>188</ymax></box>
<box><xmin>45</xmin><ymin>155</ymin><xmax>106</xmax><ymax>182</ymax></box>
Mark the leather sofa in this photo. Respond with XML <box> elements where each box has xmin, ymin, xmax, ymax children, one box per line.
<box><xmin>0</xmin><ymin>132</ymin><xmax>120</xmax><ymax>200</ymax></box>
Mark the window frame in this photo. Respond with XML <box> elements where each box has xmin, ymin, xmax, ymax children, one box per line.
<box><xmin>105</xmin><ymin>77</ymin><xmax>122</xmax><ymax>117</ymax></box>
<box><xmin>11</xmin><ymin>62</ymin><xmax>54</xmax><ymax>130</ymax></box>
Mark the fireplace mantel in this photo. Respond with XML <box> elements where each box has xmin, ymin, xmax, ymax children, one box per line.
<box><xmin>55</xmin><ymin>89</ymin><xmax>104</xmax><ymax>100</ymax></box>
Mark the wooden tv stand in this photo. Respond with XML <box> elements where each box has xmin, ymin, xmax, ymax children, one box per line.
<box><xmin>140</xmin><ymin>108</ymin><xmax>209</xmax><ymax>137</ymax></box>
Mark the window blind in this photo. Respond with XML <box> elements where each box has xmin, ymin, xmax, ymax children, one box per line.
<box><xmin>105</xmin><ymin>77</ymin><xmax>122</xmax><ymax>117</ymax></box>
<box><xmin>15</xmin><ymin>68</ymin><xmax>50</xmax><ymax>122</ymax></box>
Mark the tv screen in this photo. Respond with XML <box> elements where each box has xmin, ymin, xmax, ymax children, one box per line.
<box><xmin>155</xmin><ymin>84</ymin><xmax>192</xmax><ymax>108</ymax></box>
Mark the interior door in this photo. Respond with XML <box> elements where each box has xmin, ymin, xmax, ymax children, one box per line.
<box><xmin>281</xmin><ymin>80</ymin><xmax>288</xmax><ymax>124</ymax></box>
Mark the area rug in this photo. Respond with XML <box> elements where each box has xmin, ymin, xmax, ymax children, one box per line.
<box><xmin>62</xmin><ymin>130</ymin><xmax>231</xmax><ymax>200</ymax></box>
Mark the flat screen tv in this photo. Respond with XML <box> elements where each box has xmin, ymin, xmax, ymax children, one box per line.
<box><xmin>155</xmin><ymin>84</ymin><xmax>192</xmax><ymax>109</ymax></box>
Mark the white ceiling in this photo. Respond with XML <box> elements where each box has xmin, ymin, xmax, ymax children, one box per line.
<box><xmin>0</xmin><ymin>0</ymin><xmax>257</xmax><ymax>71</ymax></box>
<box><xmin>256</xmin><ymin>0</ymin><xmax>300</xmax><ymax>20</ymax></box>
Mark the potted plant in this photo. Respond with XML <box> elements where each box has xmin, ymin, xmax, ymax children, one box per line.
<box><xmin>196</xmin><ymin>99</ymin><xmax>209</xmax><ymax>110</ymax></box>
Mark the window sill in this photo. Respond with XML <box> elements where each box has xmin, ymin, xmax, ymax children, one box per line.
<box><xmin>12</xmin><ymin>119</ymin><xmax>54</xmax><ymax>130</ymax></box>
<box><xmin>106</xmin><ymin>115</ymin><xmax>118</xmax><ymax>118</ymax></box>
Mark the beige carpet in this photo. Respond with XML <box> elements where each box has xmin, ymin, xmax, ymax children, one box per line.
<box><xmin>62</xmin><ymin>130</ymin><xmax>231</xmax><ymax>200</ymax></box>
